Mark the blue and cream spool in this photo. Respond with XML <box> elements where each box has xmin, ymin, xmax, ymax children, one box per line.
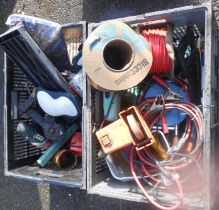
<box><xmin>83</xmin><ymin>20</ymin><xmax>153</xmax><ymax>91</ymax></box>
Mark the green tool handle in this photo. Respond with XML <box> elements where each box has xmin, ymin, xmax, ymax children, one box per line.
<box><xmin>37</xmin><ymin>123</ymin><xmax>79</xmax><ymax>167</ymax></box>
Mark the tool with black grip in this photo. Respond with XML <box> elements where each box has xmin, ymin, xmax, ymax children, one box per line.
<box><xmin>19</xmin><ymin>90</ymin><xmax>65</xmax><ymax>142</ymax></box>
<box><xmin>17</xmin><ymin>122</ymin><xmax>47</xmax><ymax>148</ymax></box>
<box><xmin>27</xmin><ymin>110</ymin><xmax>65</xmax><ymax>141</ymax></box>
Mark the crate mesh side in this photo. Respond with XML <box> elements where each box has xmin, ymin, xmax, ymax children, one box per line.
<box><xmin>66</xmin><ymin>37</ymin><xmax>82</xmax><ymax>63</ymax></box>
<box><xmin>12</xmin><ymin>66</ymin><xmax>42</xmax><ymax>161</ymax></box>
<box><xmin>173</xmin><ymin>24</ymin><xmax>201</xmax><ymax>39</ymax></box>
<box><xmin>95</xmin><ymin>142</ymin><xmax>108</xmax><ymax>173</ymax></box>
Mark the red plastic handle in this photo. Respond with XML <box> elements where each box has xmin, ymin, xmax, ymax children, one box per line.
<box><xmin>161</xmin><ymin>114</ymin><xmax>169</xmax><ymax>134</ymax></box>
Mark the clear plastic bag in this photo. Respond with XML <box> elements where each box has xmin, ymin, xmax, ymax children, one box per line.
<box><xmin>68</xmin><ymin>69</ymin><xmax>83</xmax><ymax>97</ymax></box>
<box><xmin>6</xmin><ymin>14</ymin><xmax>71</xmax><ymax>72</ymax></box>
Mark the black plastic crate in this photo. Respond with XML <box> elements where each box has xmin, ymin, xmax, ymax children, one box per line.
<box><xmin>3</xmin><ymin>22</ymin><xmax>87</xmax><ymax>188</ymax></box>
<box><xmin>86</xmin><ymin>4</ymin><xmax>219</xmax><ymax>209</ymax></box>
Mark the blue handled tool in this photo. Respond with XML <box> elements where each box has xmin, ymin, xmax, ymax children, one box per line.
<box><xmin>27</xmin><ymin>110</ymin><xmax>65</xmax><ymax>142</ymax></box>
<box><xmin>37</xmin><ymin>123</ymin><xmax>79</xmax><ymax>167</ymax></box>
<box><xmin>103</xmin><ymin>91</ymin><xmax>120</xmax><ymax>121</ymax></box>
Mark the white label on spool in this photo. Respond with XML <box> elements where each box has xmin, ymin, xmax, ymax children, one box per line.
<box><xmin>114</xmin><ymin>58</ymin><xmax>149</xmax><ymax>86</ymax></box>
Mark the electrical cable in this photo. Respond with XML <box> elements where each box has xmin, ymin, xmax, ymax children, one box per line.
<box><xmin>129</xmin><ymin>101</ymin><xmax>203</xmax><ymax>210</ymax></box>
<box><xmin>141</xmin><ymin>27</ymin><xmax>173</xmax><ymax>74</ymax></box>
<box><xmin>152</xmin><ymin>130</ymin><xmax>171</xmax><ymax>151</ymax></box>
<box><xmin>98</xmin><ymin>75</ymin><xmax>203</xmax><ymax>209</ymax></box>
<box><xmin>130</xmin><ymin>146</ymin><xmax>184</xmax><ymax>210</ymax></box>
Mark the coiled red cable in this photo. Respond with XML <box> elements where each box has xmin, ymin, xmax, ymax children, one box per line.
<box><xmin>141</xmin><ymin>28</ymin><xmax>173</xmax><ymax>73</ymax></box>
<box><xmin>130</xmin><ymin>101</ymin><xmax>203</xmax><ymax>210</ymax></box>
<box><xmin>130</xmin><ymin>146</ymin><xmax>184</xmax><ymax>210</ymax></box>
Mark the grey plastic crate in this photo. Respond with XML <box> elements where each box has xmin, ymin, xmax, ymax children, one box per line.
<box><xmin>86</xmin><ymin>4</ymin><xmax>219</xmax><ymax>209</ymax></box>
<box><xmin>3</xmin><ymin>22</ymin><xmax>87</xmax><ymax>188</ymax></box>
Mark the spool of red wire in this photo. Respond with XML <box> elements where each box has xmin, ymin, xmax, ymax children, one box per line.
<box><xmin>141</xmin><ymin>27</ymin><xmax>173</xmax><ymax>74</ymax></box>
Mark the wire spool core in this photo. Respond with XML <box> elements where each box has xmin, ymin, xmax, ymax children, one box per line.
<box><xmin>103</xmin><ymin>39</ymin><xmax>134</xmax><ymax>72</ymax></box>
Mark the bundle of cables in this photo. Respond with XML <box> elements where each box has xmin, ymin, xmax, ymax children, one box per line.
<box><xmin>141</xmin><ymin>26</ymin><xmax>174</xmax><ymax>74</ymax></box>
<box><xmin>97</xmin><ymin>74</ymin><xmax>204</xmax><ymax>209</ymax></box>
<box><xmin>128</xmin><ymin>99</ymin><xmax>204</xmax><ymax>210</ymax></box>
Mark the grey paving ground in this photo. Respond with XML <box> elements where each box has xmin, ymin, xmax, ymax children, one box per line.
<box><xmin>0</xmin><ymin>0</ymin><xmax>218</xmax><ymax>210</ymax></box>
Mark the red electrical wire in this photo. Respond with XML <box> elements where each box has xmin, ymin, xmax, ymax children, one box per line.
<box><xmin>129</xmin><ymin>101</ymin><xmax>203</xmax><ymax>209</ymax></box>
<box><xmin>130</xmin><ymin>146</ymin><xmax>184</xmax><ymax>210</ymax></box>
<box><xmin>148</xmin><ymin>102</ymin><xmax>203</xmax><ymax>170</ymax></box>
<box><xmin>141</xmin><ymin>28</ymin><xmax>173</xmax><ymax>74</ymax></box>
